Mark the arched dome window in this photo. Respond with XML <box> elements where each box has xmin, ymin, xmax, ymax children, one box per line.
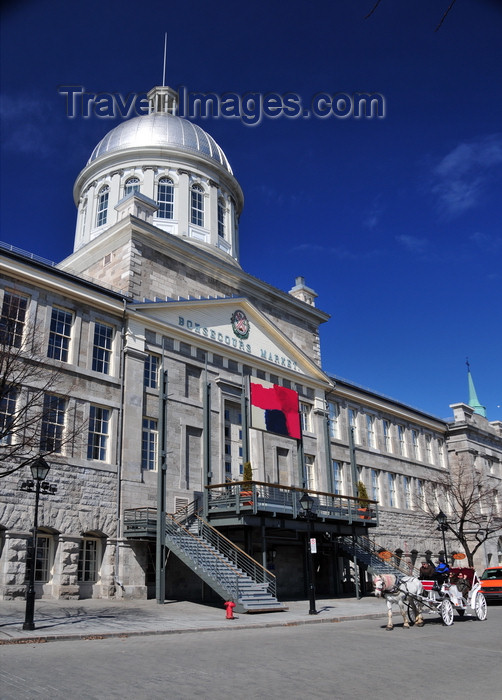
<box><xmin>190</xmin><ymin>184</ymin><xmax>204</xmax><ymax>227</ymax></box>
<box><xmin>96</xmin><ymin>185</ymin><xmax>109</xmax><ymax>227</ymax></box>
<box><xmin>157</xmin><ymin>177</ymin><xmax>174</xmax><ymax>219</ymax></box>
<box><xmin>124</xmin><ymin>177</ymin><xmax>140</xmax><ymax>196</ymax></box>
<box><xmin>217</xmin><ymin>197</ymin><xmax>226</xmax><ymax>238</ymax></box>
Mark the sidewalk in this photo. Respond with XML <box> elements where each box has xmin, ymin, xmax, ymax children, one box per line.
<box><xmin>0</xmin><ymin>595</ymin><xmax>387</xmax><ymax>644</ymax></box>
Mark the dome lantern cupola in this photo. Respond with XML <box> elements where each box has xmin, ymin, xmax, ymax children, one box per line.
<box><xmin>72</xmin><ymin>86</ymin><xmax>243</xmax><ymax>265</ymax></box>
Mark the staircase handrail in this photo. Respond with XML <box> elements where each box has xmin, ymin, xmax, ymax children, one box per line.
<box><xmin>192</xmin><ymin>514</ymin><xmax>276</xmax><ymax>596</ymax></box>
<box><xmin>353</xmin><ymin>534</ymin><xmax>421</xmax><ymax>577</ymax></box>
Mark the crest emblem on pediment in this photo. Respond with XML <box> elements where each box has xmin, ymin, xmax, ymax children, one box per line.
<box><xmin>231</xmin><ymin>309</ymin><xmax>250</xmax><ymax>339</ymax></box>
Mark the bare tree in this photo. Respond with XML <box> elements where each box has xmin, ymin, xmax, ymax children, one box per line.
<box><xmin>0</xmin><ymin>316</ymin><xmax>86</xmax><ymax>478</ymax></box>
<box><xmin>422</xmin><ymin>453</ymin><xmax>501</xmax><ymax>567</ymax></box>
<box><xmin>365</xmin><ymin>0</ymin><xmax>459</xmax><ymax>31</ymax></box>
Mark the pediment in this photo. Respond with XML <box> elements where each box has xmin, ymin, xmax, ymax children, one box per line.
<box><xmin>129</xmin><ymin>296</ymin><xmax>331</xmax><ymax>386</ymax></box>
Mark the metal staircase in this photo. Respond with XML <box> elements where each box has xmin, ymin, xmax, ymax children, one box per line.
<box><xmin>124</xmin><ymin>505</ymin><xmax>287</xmax><ymax>613</ymax></box>
<box><xmin>338</xmin><ymin>535</ymin><xmax>419</xmax><ymax>578</ymax></box>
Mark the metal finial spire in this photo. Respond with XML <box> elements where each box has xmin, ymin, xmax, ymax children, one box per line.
<box><xmin>162</xmin><ymin>32</ymin><xmax>168</xmax><ymax>87</ymax></box>
<box><xmin>466</xmin><ymin>360</ymin><xmax>487</xmax><ymax>418</ymax></box>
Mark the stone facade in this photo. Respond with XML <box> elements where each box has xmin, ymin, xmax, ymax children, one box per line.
<box><xmin>0</xmin><ymin>84</ymin><xmax>500</xmax><ymax>604</ymax></box>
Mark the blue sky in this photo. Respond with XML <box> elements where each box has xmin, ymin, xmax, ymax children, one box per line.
<box><xmin>1</xmin><ymin>0</ymin><xmax>501</xmax><ymax>420</ymax></box>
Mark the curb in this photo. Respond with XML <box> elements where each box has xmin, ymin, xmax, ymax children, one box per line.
<box><xmin>0</xmin><ymin>611</ymin><xmax>388</xmax><ymax>645</ymax></box>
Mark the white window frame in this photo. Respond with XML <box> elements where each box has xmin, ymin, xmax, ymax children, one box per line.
<box><xmin>190</xmin><ymin>184</ymin><xmax>204</xmax><ymax>227</ymax></box>
<box><xmin>96</xmin><ymin>185</ymin><xmax>109</xmax><ymax>227</ymax></box>
<box><xmin>371</xmin><ymin>469</ymin><xmax>380</xmax><ymax>502</ymax></box>
<box><xmin>332</xmin><ymin>460</ymin><xmax>342</xmax><ymax>494</ymax></box>
<box><xmin>366</xmin><ymin>414</ymin><xmax>376</xmax><ymax>448</ymax></box>
<box><xmin>78</xmin><ymin>537</ymin><xmax>100</xmax><ymax>582</ymax></box>
<box><xmin>0</xmin><ymin>291</ymin><xmax>29</xmax><ymax>349</ymax></box>
<box><xmin>383</xmin><ymin>420</ymin><xmax>392</xmax><ymax>452</ymax></box>
<box><xmin>124</xmin><ymin>177</ymin><xmax>140</xmax><ymax>196</ymax></box>
<box><xmin>327</xmin><ymin>401</ymin><xmax>339</xmax><ymax>439</ymax></box>
<box><xmin>388</xmin><ymin>472</ymin><xmax>396</xmax><ymax>507</ymax></box>
<box><xmin>144</xmin><ymin>354</ymin><xmax>159</xmax><ymax>389</ymax></box>
<box><xmin>40</xmin><ymin>394</ymin><xmax>66</xmax><ymax>453</ymax></box>
<box><xmin>300</xmin><ymin>402</ymin><xmax>312</xmax><ymax>433</ymax></box>
<box><xmin>157</xmin><ymin>177</ymin><xmax>174</xmax><ymax>219</ymax></box>
<box><xmin>141</xmin><ymin>418</ymin><xmax>158</xmax><ymax>471</ymax></box>
<box><xmin>87</xmin><ymin>405</ymin><xmax>110</xmax><ymax>462</ymax></box>
<box><xmin>92</xmin><ymin>322</ymin><xmax>113</xmax><ymax>374</ymax></box>
<box><xmin>47</xmin><ymin>307</ymin><xmax>73</xmax><ymax>362</ymax></box>
<box><xmin>397</xmin><ymin>424</ymin><xmax>406</xmax><ymax>457</ymax></box>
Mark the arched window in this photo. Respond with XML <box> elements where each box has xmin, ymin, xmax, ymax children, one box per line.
<box><xmin>124</xmin><ymin>177</ymin><xmax>140</xmax><ymax>196</ymax></box>
<box><xmin>96</xmin><ymin>186</ymin><xmax>109</xmax><ymax>227</ymax></box>
<box><xmin>190</xmin><ymin>184</ymin><xmax>204</xmax><ymax>227</ymax></box>
<box><xmin>218</xmin><ymin>198</ymin><xmax>225</xmax><ymax>238</ymax></box>
<box><xmin>157</xmin><ymin>177</ymin><xmax>174</xmax><ymax>219</ymax></box>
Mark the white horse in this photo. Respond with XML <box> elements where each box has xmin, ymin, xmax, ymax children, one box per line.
<box><xmin>373</xmin><ymin>573</ymin><xmax>425</xmax><ymax>630</ymax></box>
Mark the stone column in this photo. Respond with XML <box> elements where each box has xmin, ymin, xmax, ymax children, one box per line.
<box><xmin>51</xmin><ymin>536</ymin><xmax>80</xmax><ymax>599</ymax></box>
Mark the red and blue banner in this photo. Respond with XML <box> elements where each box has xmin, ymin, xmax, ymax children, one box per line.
<box><xmin>250</xmin><ymin>379</ymin><xmax>301</xmax><ymax>439</ymax></box>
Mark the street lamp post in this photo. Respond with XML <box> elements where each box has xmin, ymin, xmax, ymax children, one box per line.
<box><xmin>19</xmin><ymin>456</ymin><xmax>57</xmax><ymax>631</ymax></box>
<box><xmin>436</xmin><ymin>510</ymin><xmax>449</xmax><ymax>566</ymax></box>
<box><xmin>299</xmin><ymin>492</ymin><xmax>317</xmax><ymax>615</ymax></box>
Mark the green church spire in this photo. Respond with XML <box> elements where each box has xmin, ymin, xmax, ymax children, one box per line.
<box><xmin>466</xmin><ymin>359</ymin><xmax>487</xmax><ymax>417</ymax></box>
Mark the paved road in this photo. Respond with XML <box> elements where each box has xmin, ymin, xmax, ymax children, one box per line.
<box><xmin>1</xmin><ymin>606</ymin><xmax>501</xmax><ymax>699</ymax></box>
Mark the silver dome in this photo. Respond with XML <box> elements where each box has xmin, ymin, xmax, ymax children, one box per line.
<box><xmin>88</xmin><ymin>113</ymin><xmax>233</xmax><ymax>174</ymax></box>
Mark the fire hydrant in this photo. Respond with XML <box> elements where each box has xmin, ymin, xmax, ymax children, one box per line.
<box><xmin>224</xmin><ymin>600</ymin><xmax>236</xmax><ymax>619</ymax></box>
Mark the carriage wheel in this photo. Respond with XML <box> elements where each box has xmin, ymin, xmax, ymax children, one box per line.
<box><xmin>474</xmin><ymin>593</ymin><xmax>487</xmax><ymax>621</ymax></box>
<box><xmin>407</xmin><ymin>602</ymin><xmax>417</xmax><ymax>625</ymax></box>
<box><xmin>440</xmin><ymin>598</ymin><xmax>454</xmax><ymax>626</ymax></box>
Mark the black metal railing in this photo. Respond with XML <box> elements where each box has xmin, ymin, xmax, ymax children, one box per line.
<box><xmin>206</xmin><ymin>481</ymin><xmax>378</xmax><ymax>525</ymax></box>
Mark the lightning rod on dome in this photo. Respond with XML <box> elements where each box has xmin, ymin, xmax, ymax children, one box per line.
<box><xmin>162</xmin><ymin>32</ymin><xmax>168</xmax><ymax>87</ymax></box>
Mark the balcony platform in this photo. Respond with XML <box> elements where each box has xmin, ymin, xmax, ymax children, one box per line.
<box><xmin>204</xmin><ymin>481</ymin><xmax>378</xmax><ymax>532</ymax></box>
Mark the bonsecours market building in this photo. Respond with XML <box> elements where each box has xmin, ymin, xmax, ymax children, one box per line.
<box><xmin>1</xmin><ymin>86</ymin><xmax>501</xmax><ymax>607</ymax></box>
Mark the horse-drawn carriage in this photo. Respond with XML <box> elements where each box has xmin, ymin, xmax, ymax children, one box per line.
<box><xmin>412</xmin><ymin>567</ymin><xmax>487</xmax><ymax>626</ymax></box>
<box><xmin>373</xmin><ymin>567</ymin><xmax>487</xmax><ymax>629</ymax></box>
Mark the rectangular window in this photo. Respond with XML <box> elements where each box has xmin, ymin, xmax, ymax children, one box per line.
<box><xmin>328</xmin><ymin>401</ymin><xmax>339</xmax><ymax>439</ymax></box>
<box><xmin>349</xmin><ymin>408</ymin><xmax>358</xmax><ymax>442</ymax></box>
<box><xmin>366</xmin><ymin>414</ymin><xmax>375</xmax><ymax>448</ymax></box>
<box><xmin>371</xmin><ymin>469</ymin><xmax>380</xmax><ymax>502</ymax></box>
<box><xmin>425</xmin><ymin>434</ymin><xmax>432</xmax><ymax>462</ymax></box>
<box><xmin>78</xmin><ymin>539</ymin><xmax>98</xmax><ymax>582</ymax></box>
<box><xmin>403</xmin><ymin>476</ymin><xmax>411</xmax><ymax>509</ymax></box>
<box><xmin>0</xmin><ymin>292</ymin><xmax>28</xmax><ymax>348</ymax></box>
<box><xmin>40</xmin><ymin>394</ymin><xmax>66</xmax><ymax>453</ymax></box>
<box><xmin>300</xmin><ymin>402</ymin><xmax>312</xmax><ymax>433</ymax></box>
<box><xmin>144</xmin><ymin>354</ymin><xmax>159</xmax><ymax>389</ymax></box>
<box><xmin>305</xmin><ymin>454</ymin><xmax>316</xmax><ymax>491</ymax></box>
<box><xmin>437</xmin><ymin>439</ymin><xmax>446</xmax><ymax>468</ymax></box>
<box><xmin>388</xmin><ymin>473</ymin><xmax>396</xmax><ymax>508</ymax></box>
<box><xmin>47</xmin><ymin>308</ymin><xmax>73</xmax><ymax>362</ymax></box>
<box><xmin>218</xmin><ymin>200</ymin><xmax>225</xmax><ymax>237</ymax></box>
<box><xmin>141</xmin><ymin>418</ymin><xmax>158</xmax><ymax>471</ymax></box>
<box><xmin>92</xmin><ymin>323</ymin><xmax>113</xmax><ymax>374</ymax></box>
<box><xmin>87</xmin><ymin>405</ymin><xmax>110</xmax><ymax>461</ymax></box>
<box><xmin>34</xmin><ymin>535</ymin><xmax>51</xmax><ymax>582</ymax></box>
<box><xmin>397</xmin><ymin>425</ymin><xmax>406</xmax><ymax>456</ymax></box>
<box><xmin>191</xmin><ymin>187</ymin><xmax>204</xmax><ymax>227</ymax></box>
<box><xmin>416</xmin><ymin>479</ymin><xmax>424</xmax><ymax>509</ymax></box>
<box><xmin>412</xmin><ymin>429</ymin><xmax>420</xmax><ymax>460</ymax></box>
<box><xmin>383</xmin><ymin>420</ymin><xmax>392</xmax><ymax>452</ymax></box>
<box><xmin>157</xmin><ymin>179</ymin><xmax>174</xmax><ymax>219</ymax></box>
<box><xmin>333</xmin><ymin>461</ymin><xmax>342</xmax><ymax>494</ymax></box>
<box><xmin>0</xmin><ymin>388</ymin><xmax>17</xmax><ymax>445</ymax></box>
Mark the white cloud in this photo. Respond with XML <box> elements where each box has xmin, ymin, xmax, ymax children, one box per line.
<box><xmin>395</xmin><ymin>234</ymin><xmax>429</xmax><ymax>254</ymax></box>
<box><xmin>431</xmin><ymin>134</ymin><xmax>502</xmax><ymax>216</ymax></box>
